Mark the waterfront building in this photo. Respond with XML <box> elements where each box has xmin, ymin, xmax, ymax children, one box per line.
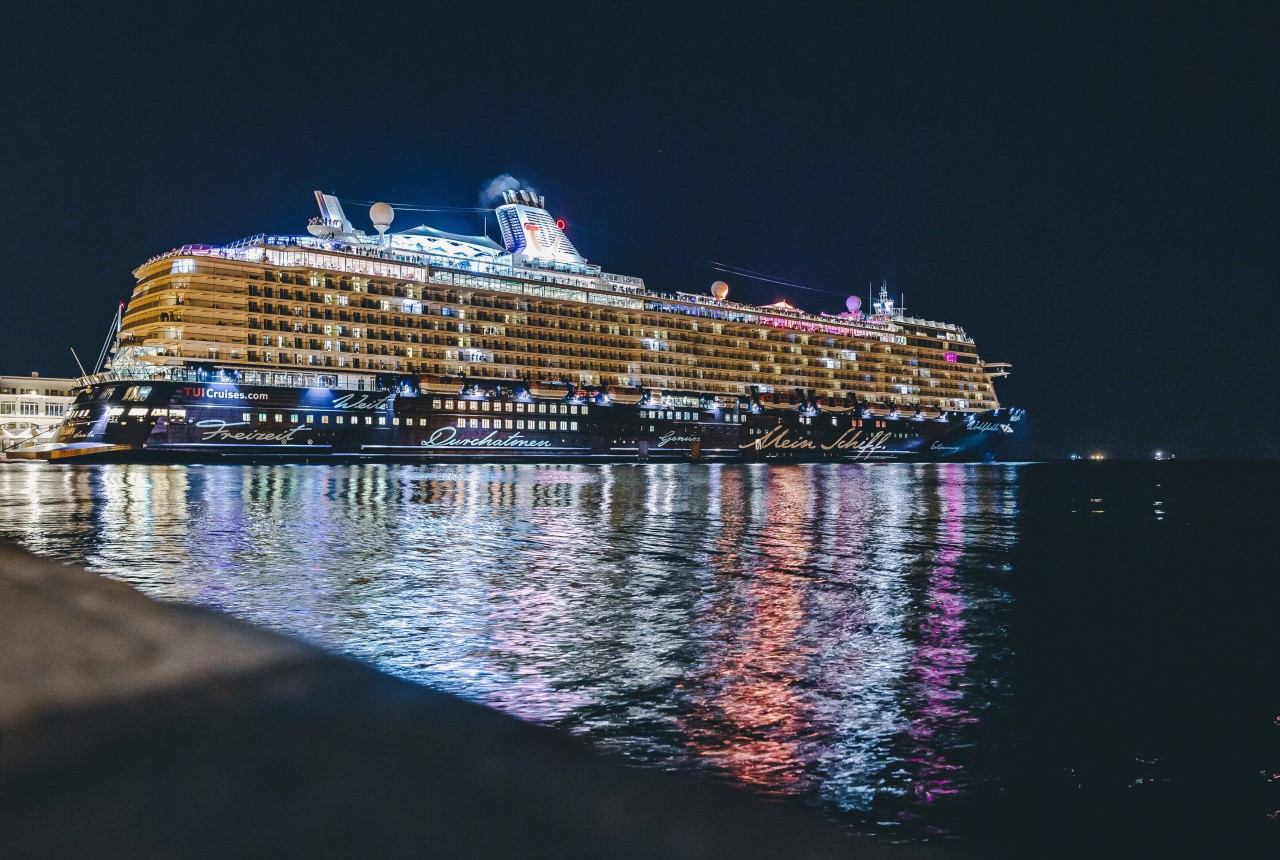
<box><xmin>1</xmin><ymin>373</ymin><xmax>76</xmax><ymax>455</ymax></box>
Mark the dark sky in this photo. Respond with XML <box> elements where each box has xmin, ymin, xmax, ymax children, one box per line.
<box><xmin>3</xmin><ymin>3</ymin><xmax>1275</xmax><ymax>458</ymax></box>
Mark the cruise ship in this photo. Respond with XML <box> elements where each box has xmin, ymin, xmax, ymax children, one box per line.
<box><xmin>21</xmin><ymin>189</ymin><xmax>1019</xmax><ymax>463</ymax></box>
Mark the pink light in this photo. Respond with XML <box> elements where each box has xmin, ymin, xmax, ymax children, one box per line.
<box><xmin>944</xmin><ymin>352</ymin><xmax>958</xmax><ymax>362</ymax></box>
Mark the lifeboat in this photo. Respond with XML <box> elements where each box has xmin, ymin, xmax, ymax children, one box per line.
<box><xmin>419</xmin><ymin>374</ymin><xmax>464</xmax><ymax>395</ymax></box>
<box><xmin>758</xmin><ymin>391</ymin><xmax>802</xmax><ymax>411</ymax></box>
<box><xmin>817</xmin><ymin>395</ymin><xmax>857</xmax><ymax>413</ymax></box>
<box><xmin>893</xmin><ymin>403</ymin><xmax>921</xmax><ymax>419</ymax></box>
<box><xmin>920</xmin><ymin>405</ymin><xmax>943</xmax><ymax>420</ymax></box>
<box><xmin>529</xmin><ymin>381</ymin><xmax>570</xmax><ymax>400</ymax></box>
<box><xmin>865</xmin><ymin>401</ymin><xmax>893</xmax><ymax>417</ymax></box>
<box><xmin>606</xmin><ymin>385</ymin><xmax>644</xmax><ymax>405</ymax></box>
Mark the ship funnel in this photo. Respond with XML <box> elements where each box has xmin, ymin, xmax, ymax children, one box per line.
<box><xmin>494</xmin><ymin>191</ymin><xmax>586</xmax><ymax>265</ymax></box>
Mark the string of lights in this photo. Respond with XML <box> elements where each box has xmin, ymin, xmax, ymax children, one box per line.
<box><xmin>336</xmin><ymin>196</ymin><xmax>849</xmax><ymax>298</ymax></box>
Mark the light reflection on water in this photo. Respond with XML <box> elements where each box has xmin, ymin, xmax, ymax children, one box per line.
<box><xmin>0</xmin><ymin>462</ymin><xmax>1022</xmax><ymax>838</ymax></box>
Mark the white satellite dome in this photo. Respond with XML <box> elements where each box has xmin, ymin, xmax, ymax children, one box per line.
<box><xmin>711</xmin><ymin>280</ymin><xmax>730</xmax><ymax>301</ymax></box>
<box><xmin>370</xmin><ymin>202</ymin><xmax>394</xmax><ymax>234</ymax></box>
<box><xmin>845</xmin><ymin>295</ymin><xmax>862</xmax><ymax>314</ymax></box>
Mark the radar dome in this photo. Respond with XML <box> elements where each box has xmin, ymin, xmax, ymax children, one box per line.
<box><xmin>711</xmin><ymin>280</ymin><xmax>730</xmax><ymax>301</ymax></box>
<box><xmin>845</xmin><ymin>295</ymin><xmax>862</xmax><ymax>314</ymax></box>
<box><xmin>370</xmin><ymin>202</ymin><xmax>394</xmax><ymax>234</ymax></box>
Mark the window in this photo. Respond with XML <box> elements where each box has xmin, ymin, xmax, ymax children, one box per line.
<box><xmin>505</xmin><ymin>419</ymin><xmax>513</xmax><ymax>429</ymax></box>
<box><xmin>290</xmin><ymin>414</ymin><xmax>298</xmax><ymax>422</ymax></box>
<box><xmin>321</xmin><ymin>416</ymin><xmax>329</xmax><ymax>424</ymax></box>
<box><xmin>516</xmin><ymin>420</ymin><xmax>525</xmax><ymax>429</ymax></box>
<box><xmin>122</xmin><ymin>385</ymin><xmax>152</xmax><ymax>402</ymax></box>
<box><xmin>538</xmin><ymin>420</ymin><xmax>547</xmax><ymax>430</ymax></box>
<box><xmin>432</xmin><ymin>399</ymin><xmax>442</xmax><ymax>409</ymax></box>
<box><xmin>0</xmin><ymin>403</ymin><xmax>13</xmax><ymax>415</ymax></box>
<box><xmin>45</xmin><ymin>403</ymin><xmax>64</xmax><ymax>416</ymax></box>
<box><xmin>337</xmin><ymin>416</ymin><xmax>344</xmax><ymax>424</ymax></box>
<box><xmin>481</xmin><ymin>419</ymin><xmax>490</xmax><ymax>429</ymax></box>
<box><xmin>444</xmin><ymin>399</ymin><xmax>454</xmax><ymax>410</ymax></box>
<box><xmin>457</xmin><ymin>417</ymin><xmax>466</xmax><ymax>427</ymax></box>
<box><xmin>242</xmin><ymin>413</ymin><xmax>252</xmax><ymax>422</ymax></box>
<box><xmin>469</xmin><ymin>418</ymin><xmax>478</xmax><ymax>428</ymax></box>
<box><xmin>571</xmin><ymin>421</ymin><xmax>578</xmax><ymax>431</ymax></box>
<box><xmin>258</xmin><ymin>413</ymin><xmax>268</xmax><ymax>421</ymax></box>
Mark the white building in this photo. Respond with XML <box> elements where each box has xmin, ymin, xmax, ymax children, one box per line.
<box><xmin>1</xmin><ymin>373</ymin><xmax>77</xmax><ymax>454</ymax></box>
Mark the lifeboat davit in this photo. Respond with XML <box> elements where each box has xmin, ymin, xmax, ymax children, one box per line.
<box><xmin>419</xmin><ymin>374</ymin><xmax>464</xmax><ymax>395</ymax></box>
<box><xmin>606</xmin><ymin>385</ymin><xmax>644</xmax><ymax>405</ymax></box>
<box><xmin>758</xmin><ymin>391</ymin><xmax>802</xmax><ymax>411</ymax></box>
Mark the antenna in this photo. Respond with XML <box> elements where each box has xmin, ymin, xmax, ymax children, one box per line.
<box><xmin>70</xmin><ymin>347</ymin><xmax>88</xmax><ymax>378</ymax></box>
<box><xmin>93</xmin><ymin>304</ymin><xmax>123</xmax><ymax>375</ymax></box>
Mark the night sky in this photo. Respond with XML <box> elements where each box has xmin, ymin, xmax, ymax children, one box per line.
<box><xmin>4</xmin><ymin>3</ymin><xmax>1275</xmax><ymax>458</ymax></box>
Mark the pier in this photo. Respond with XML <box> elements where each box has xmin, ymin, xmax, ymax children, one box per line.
<box><xmin>0</xmin><ymin>545</ymin><xmax>953</xmax><ymax>859</ymax></box>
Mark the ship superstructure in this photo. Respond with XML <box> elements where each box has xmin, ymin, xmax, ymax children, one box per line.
<box><xmin>22</xmin><ymin>189</ymin><xmax>1019</xmax><ymax>462</ymax></box>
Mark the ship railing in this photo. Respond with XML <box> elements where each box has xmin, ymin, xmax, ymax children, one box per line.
<box><xmin>83</xmin><ymin>364</ymin><xmax>390</xmax><ymax>393</ymax></box>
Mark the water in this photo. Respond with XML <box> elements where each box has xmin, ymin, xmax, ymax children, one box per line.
<box><xmin>1</xmin><ymin>461</ymin><xmax>1274</xmax><ymax>853</ymax></box>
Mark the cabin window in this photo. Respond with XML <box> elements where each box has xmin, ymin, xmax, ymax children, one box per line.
<box><xmin>444</xmin><ymin>399</ymin><xmax>454</xmax><ymax>410</ymax></box>
<box><xmin>242</xmin><ymin>413</ymin><xmax>252</xmax><ymax>422</ymax></box>
<box><xmin>482</xmin><ymin>402</ymin><xmax>490</xmax><ymax>411</ymax></box>
<box><xmin>570</xmin><ymin>421</ymin><xmax>578</xmax><ymax>431</ymax></box>
<box><xmin>457</xmin><ymin>417</ymin><xmax>466</xmax><ymax>427</ymax></box>
<box><xmin>538</xmin><ymin>420</ymin><xmax>547</xmax><ymax>430</ymax></box>
<box><xmin>559</xmin><ymin>421</ymin><xmax>567</xmax><ymax>430</ymax></box>
<box><xmin>378</xmin><ymin>418</ymin><xmax>386</xmax><ymax>425</ymax></box>
<box><xmin>432</xmin><ymin>399</ymin><xmax>442</xmax><ymax>409</ymax></box>
<box><xmin>504</xmin><ymin>402</ymin><xmax>513</xmax><ymax>412</ymax></box>
<box><xmin>516</xmin><ymin>420</ymin><xmax>525</xmax><ymax>429</ymax></box>
<box><xmin>516</xmin><ymin>403</ymin><xmax>525</xmax><ymax>412</ymax></box>
<box><xmin>481</xmin><ymin>419</ymin><xmax>490</xmax><ymax>429</ymax></box>
<box><xmin>321</xmin><ymin>416</ymin><xmax>329</xmax><ymax>424</ymax></box>
<box><xmin>364</xmin><ymin>416</ymin><xmax>372</xmax><ymax>425</ymax></box>
<box><xmin>505</xmin><ymin>420</ymin><xmax>513</xmax><ymax>429</ymax></box>
<box><xmin>337</xmin><ymin>416</ymin><xmax>344</xmax><ymax>424</ymax></box>
<box><xmin>290</xmin><ymin>414</ymin><xmax>298</xmax><ymax>422</ymax></box>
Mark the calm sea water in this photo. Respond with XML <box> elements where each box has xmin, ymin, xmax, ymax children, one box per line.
<box><xmin>0</xmin><ymin>461</ymin><xmax>1273</xmax><ymax>853</ymax></box>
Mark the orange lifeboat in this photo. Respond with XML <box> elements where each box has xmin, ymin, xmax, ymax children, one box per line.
<box><xmin>758</xmin><ymin>391</ymin><xmax>802</xmax><ymax>411</ymax></box>
<box><xmin>817</xmin><ymin>395</ymin><xmax>856</xmax><ymax>413</ymax></box>
<box><xmin>418</xmin><ymin>374</ymin><xmax>464</xmax><ymax>395</ymax></box>
<box><xmin>605</xmin><ymin>385</ymin><xmax>644</xmax><ymax>405</ymax></box>
<box><xmin>529</xmin><ymin>381</ymin><xmax>570</xmax><ymax>400</ymax></box>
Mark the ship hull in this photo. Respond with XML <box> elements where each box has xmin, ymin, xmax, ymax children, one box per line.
<box><xmin>22</xmin><ymin>381</ymin><xmax>1016</xmax><ymax>464</ymax></box>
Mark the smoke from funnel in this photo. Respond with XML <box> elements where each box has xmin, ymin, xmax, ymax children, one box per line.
<box><xmin>479</xmin><ymin>173</ymin><xmax>538</xmax><ymax>207</ymax></box>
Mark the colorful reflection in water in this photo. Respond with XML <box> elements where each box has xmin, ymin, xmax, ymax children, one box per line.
<box><xmin>0</xmin><ymin>462</ymin><xmax>1021</xmax><ymax>840</ymax></box>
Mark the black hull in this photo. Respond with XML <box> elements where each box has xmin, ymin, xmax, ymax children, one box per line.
<box><xmin>28</xmin><ymin>381</ymin><xmax>1017</xmax><ymax>464</ymax></box>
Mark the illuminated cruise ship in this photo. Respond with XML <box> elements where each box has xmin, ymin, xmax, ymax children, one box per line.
<box><xmin>22</xmin><ymin>189</ymin><xmax>1020</xmax><ymax>462</ymax></box>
